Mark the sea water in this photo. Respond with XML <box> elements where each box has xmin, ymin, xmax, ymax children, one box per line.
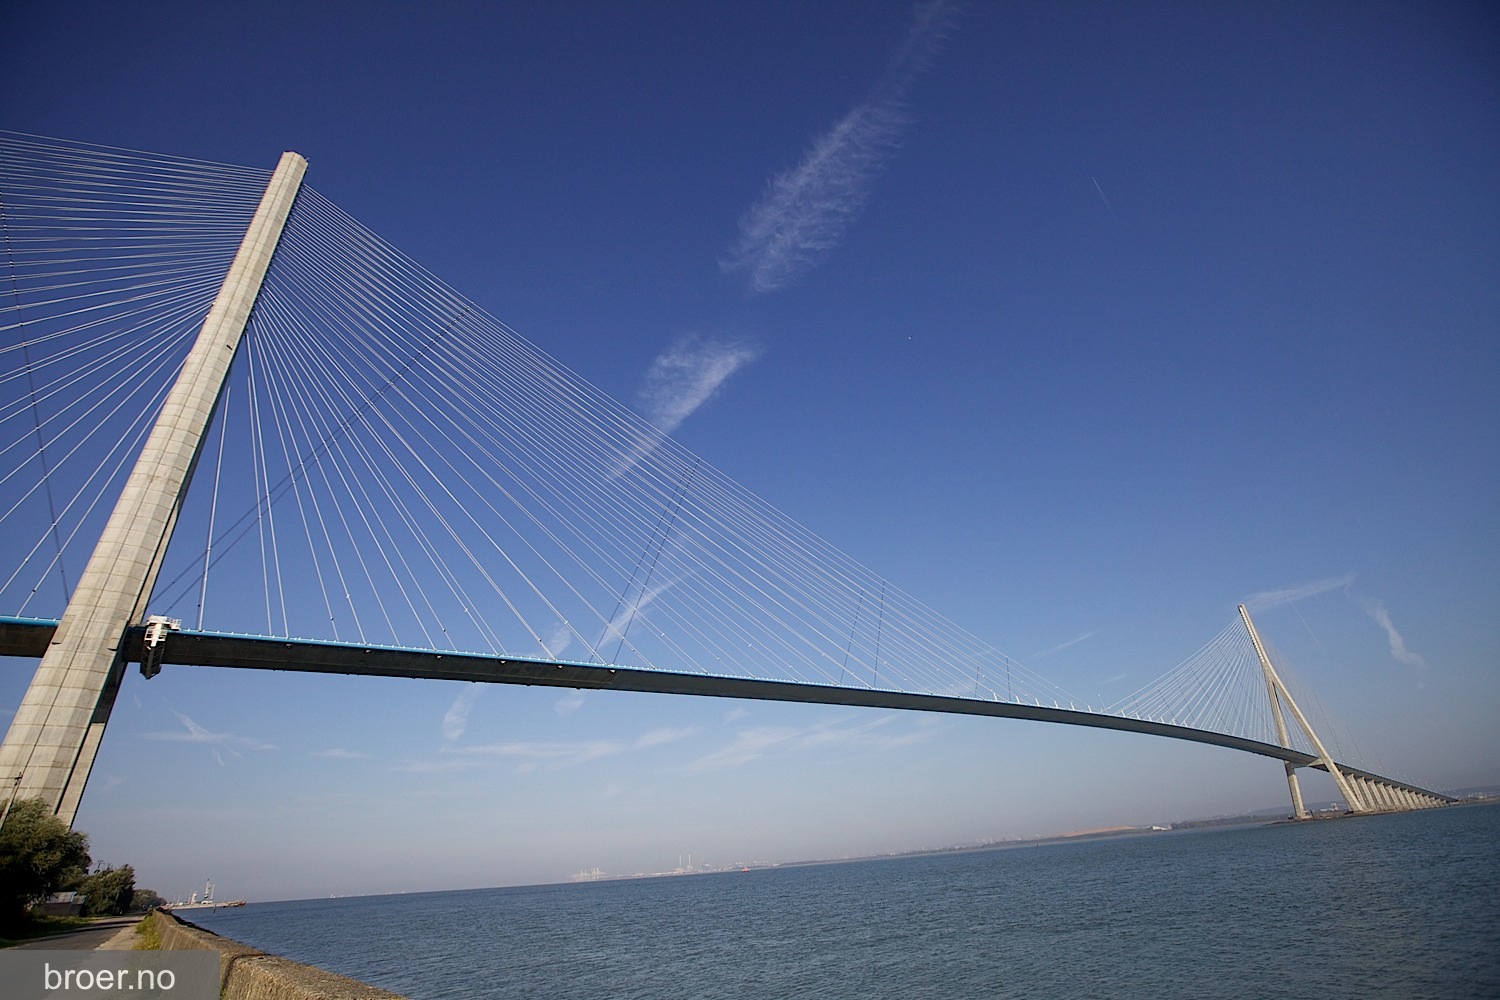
<box><xmin>192</xmin><ymin>803</ymin><xmax>1500</xmax><ymax>999</ymax></box>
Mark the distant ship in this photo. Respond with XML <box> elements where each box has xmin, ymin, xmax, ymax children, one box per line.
<box><xmin>163</xmin><ymin>879</ymin><xmax>245</xmax><ymax>910</ymax></box>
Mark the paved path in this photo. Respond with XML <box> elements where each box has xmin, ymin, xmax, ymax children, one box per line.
<box><xmin>8</xmin><ymin>916</ymin><xmax>141</xmax><ymax>950</ymax></box>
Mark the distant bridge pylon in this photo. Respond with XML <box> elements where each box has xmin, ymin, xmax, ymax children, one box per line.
<box><xmin>0</xmin><ymin>133</ymin><xmax>1455</xmax><ymax>826</ymax></box>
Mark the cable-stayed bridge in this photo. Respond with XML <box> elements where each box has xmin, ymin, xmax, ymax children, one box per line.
<box><xmin>0</xmin><ymin>134</ymin><xmax>1454</xmax><ymax>826</ymax></box>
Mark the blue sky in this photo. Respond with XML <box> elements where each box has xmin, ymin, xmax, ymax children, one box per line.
<box><xmin>2</xmin><ymin>1</ymin><xmax>1497</xmax><ymax>901</ymax></box>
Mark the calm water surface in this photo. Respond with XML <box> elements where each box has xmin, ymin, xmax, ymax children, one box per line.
<box><xmin>193</xmin><ymin>803</ymin><xmax>1500</xmax><ymax>999</ymax></box>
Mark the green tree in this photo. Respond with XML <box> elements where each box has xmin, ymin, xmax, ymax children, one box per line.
<box><xmin>0</xmin><ymin>797</ymin><xmax>91</xmax><ymax>929</ymax></box>
<box><xmin>131</xmin><ymin>888</ymin><xmax>166</xmax><ymax>912</ymax></box>
<box><xmin>74</xmin><ymin>864</ymin><xmax>136</xmax><ymax>917</ymax></box>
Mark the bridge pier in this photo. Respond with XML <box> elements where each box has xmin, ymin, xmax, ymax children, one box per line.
<box><xmin>0</xmin><ymin>153</ymin><xmax>305</xmax><ymax>827</ymax></box>
<box><xmin>1282</xmin><ymin>761</ymin><xmax>1308</xmax><ymax>819</ymax></box>
<box><xmin>1333</xmin><ymin>774</ymin><xmax>1456</xmax><ymax>814</ymax></box>
<box><xmin>1354</xmin><ymin>777</ymin><xmax>1375</xmax><ymax>811</ymax></box>
<box><xmin>1239</xmin><ymin>606</ymin><xmax>1371</xmax><ymax>817</ymax></box>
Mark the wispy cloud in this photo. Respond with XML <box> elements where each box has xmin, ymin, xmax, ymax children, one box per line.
<box><xmin>396</xmin><ymin>743</ymin><xmax>619</xmax><ymax>776</ymax></box>
<box><xmin>1243</xmin><ymin>573</ymin><xmax>1428</xmax><ymax>672</ymax></box>
<box><xmin>634</xmin><ymin>726</ymin><xmax>696</xmax><ymax>750</ymax></box>
<box><xmin>442</xmin><ymin>684</ymin><xmax>483</xmax><ymax>742</ymax></box>
<box><xmin>598</xmin><ymin>575</ymin><xmax>679</xmax><ymax>656</ymax></box>
<box><xmin>399</xmin><ymin>723</ymin><xmax>696</xmax><ymax>775</ymax></box>
<box><xmin>141</xmin><ymin>712</ymin><xmax>275</xmax><ymax>766</ymax></box>
<box><xmin>542</xmin><ymin>622</ymin><xmax>574</xmax><ymax>660</ymax></box>
<box><xmin>456</xmin><ymin>740</ymin><xmax>622</xmax><ymax>770</ymax></box>
<box><xmin>686</xmin><ymin>715</ymin><xmax>929</xmax><ymax>773</ymax></box>
<box><xmin>609</xmin><ymin>335</ymin><xmax>760</xmax><ymax>481</ymax></box>
<box><xmin>1032</xmin><ymin>632</ymin><xmax>1094</xmax><ymax>659</ymax></box>
<box><xmin>689</xmin><ymin>725</ymin><xmax>800</xmax><ymax>772</ymax></box>
<box><xmin>394</xmin><ymin>756</ymin><xmax>491</xmax><ymax>775</ymax></box>
<box><xmin>721</xmin><ymin>0</ymin><xmax>961</xmax><ymax>292</ymax></box>
<box><xmin>1353</xmin><ymin>596</ymin><xmax>1428</xmax><ymax>672</ymax></box>
<box><xmin>311</xmin><ymin>748</ymin><xmax>369</xmax><ymax>760</ymax></box>
<box><xmin>638</xmin><ymin>333</ymin><xmax>760</xmax><ymax>435</ymax></box>
<box><xmin>1242</xmin><ymin>573</ymin><xmax>1356</xmax><ymax>613</ymax></box>
<box><xmin>553</xmin><ymin>690</ymin><xmax>586</xmax><ymax>716</ymax></box>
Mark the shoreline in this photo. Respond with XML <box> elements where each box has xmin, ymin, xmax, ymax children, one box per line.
<box><xmin>148</xmin><ymin>909</ymin><xmax>406</xmax><ymax>1000</ymax></box>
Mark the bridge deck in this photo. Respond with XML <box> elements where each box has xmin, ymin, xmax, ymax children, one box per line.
<box><xmin>0</xmin><ymin>617</ymin><xmax>1451</xmax><ymax>801</ymax></box>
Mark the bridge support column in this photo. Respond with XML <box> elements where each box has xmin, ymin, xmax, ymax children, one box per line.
<box><xmin>1239</xmin><ymin>605</ymin><xmax>1370</xmax><ymax>816</ymax></box>
<box><xmin>0</xmin><ymin>152</ymin><xmax>305</xmax><ymax>827</ymax></box>
<box><xmin>1283</xmin><ymin>762</ymin><xmax>1308</xmax><ymax>819</ymax></box>
<box><xmin>1348</xmin><ymin>776</ymin><xmax>1373</xmax><ymax>813</ymax></box>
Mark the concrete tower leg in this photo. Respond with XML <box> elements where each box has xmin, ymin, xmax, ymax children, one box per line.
<box><xmin>0</xmin><ymin>153</ymin><xmax>305</xmax><ymax>826</ymax></box>
<box><xmin>1238</xmin><ymin>605</ymin><xmax>1369</xmax><ymax>816</ymax></box>
<box><xmin>1283</xmin><ymin>762</ymin><xmax>1308</xmax><ymax>819</ymax></box>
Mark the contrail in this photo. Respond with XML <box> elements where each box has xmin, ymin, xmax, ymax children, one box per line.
<box><xmin>638</xmin><ymin>333</ymin><xmax>760</xmax><ymax>436</ymax></box>
<box><xmin>721</xmin><ymin>1</ymin><xmax>962</xmax><ymax>293</ymax></box>
<box><xmin>613</xmin><ymin>333</ymin><xmax>760</xmax><ymax>481</ymax></box>
<box><xmin>1032</xmin><ymin>631</ymin><xmax>1094</xmax><ymax>659</ymax></box>
<box><xmin>1242</xmin><ymin>572</ymin><xmax>1355</xmax><ymax>613</ymax></box>
<box><xmin>1092</xmin><ymin>177</ymin><xmax>1118</xmax><ymax>221</ymax></box>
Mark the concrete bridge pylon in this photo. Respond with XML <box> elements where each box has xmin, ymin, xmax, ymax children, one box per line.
<box><xmin>0</xmin><ymin>152</ymin><xmax>306</xmax><ymax>827</ymax></box>
<box><xmin>1238</xmin><ymin>603</ymin><xmax>1370</xmax><ymax>818</ymax></box>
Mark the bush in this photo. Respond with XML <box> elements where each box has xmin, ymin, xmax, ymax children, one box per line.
<box><xmin>75</xmin><ymin>865</ymin><xmax>136</xmax><ymax>916</ymax></box>
<box><xmin>132</xmin><ymin>888</ymin><xmax>166</xmax><ymax>912</ymax></box>
<box><xmin>0</xmin><ymin>798</ymin><xmax>90</xmax><ymax>930</ymax></box>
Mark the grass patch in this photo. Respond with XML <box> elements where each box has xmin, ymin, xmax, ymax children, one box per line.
<box><xmin>133</xmin><ymin>915</ymin><xmax>162</xmax><ymax>950</ymax></box>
